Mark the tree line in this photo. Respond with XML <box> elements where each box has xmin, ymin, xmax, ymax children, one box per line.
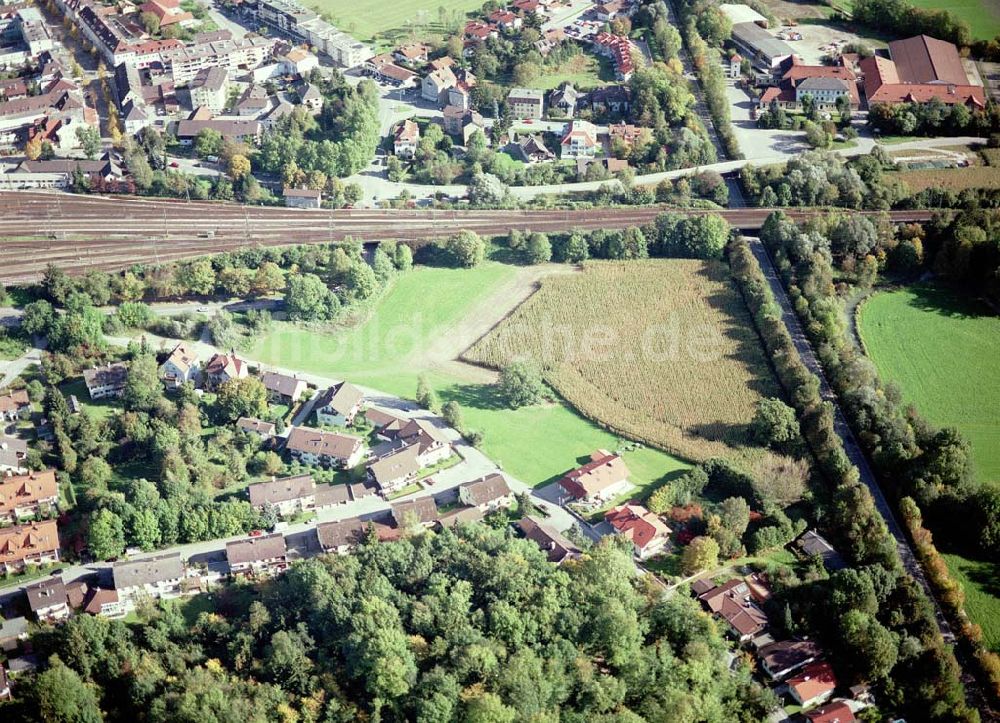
<box><xmin>5</xmin><ymin>528</ymin><xmax>777</xmax><ymax>721</ymax></box>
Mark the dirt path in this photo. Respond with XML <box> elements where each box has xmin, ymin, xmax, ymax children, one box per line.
<box><xmin>421</xmin><ymin>263</ymin><xmax>579</xmax><ymax>383</ymax></box>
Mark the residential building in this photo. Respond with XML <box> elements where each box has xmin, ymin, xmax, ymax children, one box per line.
<box><xmin>516</xmin><ymin>516</ymin><xmax>581</xmax><ymax>564</ymax></box>
<box><xmin>189</xmin><ymin>66</ymin><xmax>229</xmax><ymax>114</ymax></box>
<box><xmin>0</xmin><ymin>615</ymin><xmax>28</xmax><ymax>652</ymax></box>
<box><xmin>364</xmin><ymin>53</ymin><xmax>419</xmax><ymax>87</ymax></box>
<box><xmin>488</xmin><ymin>9</ymin><xmax>522</xmax><ymax>29</ymax></box>
<box><xmin>436</xmin><ymin>505</ymin><xmax>485</xmax><ymax>529</ymax></box>
<box><xmin>285</xmin><ymin>426</ymin><xmax>366</xmax><ymax>468</ymax></box>
<box><xmin>549</xmin><ymin>83</ymin><xmax>580</xmax><ymax>116</ymax></box>
<box><xmin>787</xmin><ymin>661</ymin><xmax>837</xmax><ymax>709</ymax></box>
<box><xmin>805</xmin><ymin>702</ymin><xmax>856</xmax><ymax>723</ymax></box>
<box><xmin>367</xmin><ymin>443</ymin><xmax>422</xmax><ymax>494</ymax></box>
<box><xmin>513</xmin><ymin>133</ymin><xmax>554</xmax><ymax>163</ymax></box>
<box><xmin>429</xmin><ymin>56</ymin><xmax>455</xmax><ymax>71</ymax></box>
<box><xmin>296</xmin><ymin>82</ymin><xmax>323</xmax><ymax>112</ymax></box>
<box><xmin>390</xmin><ymin>496</ymin><xmax>438</xmax><ymax>528</ymax></box>
<box><xmin>422</xmin><ymin>65</ymin><xmax>457</xmax><ymax>104</ymax></box>
<box><xmin>0</xmin><ymin>520</ymin><xmax>60</xmax><ymax>575</ymax></box>
<box><xmin>276</xmin><ymin>44</ymin><xmax>319</xmax><ymax>76</ymax></box>
<box><xmin>696</xmin><ymin>579</ymin><xmax>769</xmax><ymax>641</ymax></box>
<box><xmin>248</xmin><ymin>474</ymin><xmax>315</xmax><ymax>514</ymax></box>
<box><xmin>393</xmin><ymin>419</ymin><xmax>452</xmax><ymax>463</ymax></box>
<box><xmin>595</xmin><ymin>0</ymin><xmax>630</xmax><ymax>21</ymax></box>
<box><xmin>447</xmin><ymin>83</ymin><xmax>471</xmax><ymax>110</ymax></box>
<box><xmin>604</xmin><ymin>504</ymin><xmax>671</xmax><ymax>559</ymax></box>
<box><xmin>226</xmin><ymin>532</ymin><xmax>287</xmax><ymax>576</ymax></box>
<box><xmin>795</xmin><ymin>530</ymin><xmax>846</xmax><ymax>571</ymax></box>
<box><xmin>160</xmin><ymin>342</ymin><xmax>200</xmax><ymax>388</ymax></box>
<box><xmin>589</xmin><ymin>85</ymin><xmax>630</xmax><ymax>114</ymax></box>
<box><xmin>315</xmin><ymin>516</ymin><xmax>367</xmax><ymax>554</ymax></box>
<box><xmin>0</xmin><ymin>469</ymin><xmax>59</xmax><ymax>522</ymax></box>
<box><xmin>204</xmin><ymin>352</ymin><xmax>248</xmax><ymax>389</ymax></box>
<box><xmin>284</xmin><ymin>187</ymin><xmax>322</xmax><ymax>208</ymax></box>
<box><xmin>314</xmin><ymin>483</ymin><xmax>351</xmax><ymax>508</ymax></box>
<box><xmin>262</xmin><ymin>371</ymin><xmax>307</xmax><ymax>402</ymax></box>
<box><xmin>393</xmin><ymin>119</ymin><xmax>419</xmax><ymax>158</ymax></box>
<box><xmin>442</xmin><ymin>105</ymin><xmax>484</xmax><ymax>143</ymax></box>
<box><xmin>458</xmin><ymin>473</ymin><xmax>513</xmax><ymax>511</ymax></box>
<box><xmin>139</xmin><ymin>0</ymin><xmax>195</xmax><ymax>28</ymax></box>
<box><xmin>112</xmin><ymin>553</ymin><xmax>185</xmax><ymax>606</ymax></box>
<box><xmin>394</xmin><ymin>43</ymin><xmax>430</xmax><ymax>64</ymax></box>
<box><xmin>161</xmin><ymin>36</ymin><xmax>278</xmax><ymax>85</ymax></box>
<box><xmin>23</xmin><ymin>576</ymin><xmax>69</xmax><ymax>622</ymax></box>
<box><xmin>366</xmin><ymin>406</ymin><xmax>409</xmax><ymax>439</ymax></box>
<box><xmin>0</xmin><ymin>435</ymin><xmax>28</xmax><ymax>474</ymax></box>
<box><xmin>236</xmin><ymin>417</ymin><xmax>276</xmax><ymax>440</ymax></box>
<box><xmin>560</xmin><ymin>120</ymin><xmax>599</xmax><ymax>159</ymax></box>
<box><xmin>759</xmin><ymin>56</ymin><xmax>859</xmax><ymax>110</ymax></box>
<box><xmin>83</xmin><ymin>362</ymin><xmax>128</xmax><ymax>399</ymax></box>
<box><xmin>730</xmin><ymin>22</ymin><xmax>794</xmax><ymax>70</ymax></box>
<box><xmin>175</xmin><ymin>118</ymin><xmax>262</xmax><ymax>145</ymax></box>
<box><xmin>83</xmin><ymin>587</ymin><xmax>125</xmax><ymax>617</ymax></box>
<box><xmin>315</xmin><ymin>381</ymin><xmax>364</xmax><ymax>426</ymax></box>
<box><xmin>559</xmin><ymin>450</ymin><xmax>630</xmax><ymax>504</ymax></box>
<box><xmin>592</xmin><ymin>33</ymin><xmax>634</xmax><ymax>80</ymax></box>
<box><xmin>0</xmin><ymin>389</ymin><xmax>29</xmax><ymax>421</ymax></box>
<box><xmin>756</xmin><ymin>639</ymin><xmax>823</xmax><ymax>680</ymax></box>
<box><xmin>506</xmin><ymin>87</ymin><xmax>544</xmax><ymax>118</ymax></box>
<box><xmin>860</xmin><ymin>34</ymin><xmax>984</xmax><ymax>107</ymax></box>
<box><xmin>5</xmin><ymin>157</ymin><xmax>124</xmax><ymax>190</ymax></box>
<box><xmin>248</xmin><ymin>0</ymin><xmax>372</xmax><ymax>67</ymax></box>
<box><xmin>608</xmin><ymin>121</ymin><xmax>644</xmax><ymax>147</ymax></box>
<box><xmin>729</xmin><ymin>53</ymin><xmax>742</xmax><ymax>78</ymax></box>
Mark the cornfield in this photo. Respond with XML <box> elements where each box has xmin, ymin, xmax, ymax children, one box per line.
<box><xmin>465</xmin><ymin>260</ymin><xmax>783</xmax><ymax>465</ymax></box>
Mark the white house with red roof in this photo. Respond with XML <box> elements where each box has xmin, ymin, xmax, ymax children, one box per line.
<box><xmin>788</xmin><ymin>661</ymin><xmax>837</xmax><ymax>709</ymax></box>
<box><xmin>560</xmin><ymin>120</ymin><xmax>599</xmax><ymax>159</ymax></box>
<box><xmin>604</xmin><ymin>504</ymin><xmax>671</xmax><ymax>558</ymax></box>
<box><xmin>559</xmin><ymin>449</ymin><xmax>631</xmax><ymax>504</ymax></box>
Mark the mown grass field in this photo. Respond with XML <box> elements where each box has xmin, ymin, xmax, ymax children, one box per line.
<box><xmin>905</xmin><ymin>0</ymin><xmax>1000</xmax><ymax>40</ymax></box>
<box><xmin>465</xmin><ymin>260</ymin><xmax>785</xmax><ymax>465</ymax></box>
<box><xmin>253</xmin><ymin>263</ymin><xmax>519</xmax><ymax>395</ymax></box>
<box><xmin>309</xmin><ymin>0</ymin><xmax>482</xmax><ymax>45</ymax></box>
<box><xmin>251</xmin><ymin>263</ymin><xmax>688</xmax><ymax>486</ymax></box>
<box><xmin>859</xmin><ymin>284</ymin><xmax>1000</xmax><ymax>484</ymax></box>
<box><xmin>942</xmin><ymin>553</ymin><xmax>1000</xmax><ymax>653</ymax></box>
<box><xmin>528</xmin><ymin>55</ymin><xmax>611</xmax><ymax>90</ymax></box>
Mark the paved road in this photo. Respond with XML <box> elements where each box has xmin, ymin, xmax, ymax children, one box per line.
<box><xmin>746</xmin><ymin>237</ymin><xmax>954</xmax><ymax>641</ymax></box>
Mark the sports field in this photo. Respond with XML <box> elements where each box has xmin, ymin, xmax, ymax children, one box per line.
<box><xmin>251</xmin><ymin>263</ymin><xmax>687</xmax><ymax>485</ymax></box>
<box><xmin>465</xmin><ymin>260</ymin><xmax>785</xmax><ymax>465</ymax></box>
<box><xmin>859</xmin><ymin>284</ymin><xmax>1000</xmax><ymax>484</ymax></box>
<box><xmin>310</xmin><ymin>0</ymin><xmax>483</xmax><ymax>45</ymax></box>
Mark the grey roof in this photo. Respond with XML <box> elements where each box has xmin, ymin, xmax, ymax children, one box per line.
<box><xmin>368</xmin><ymin>443</ymin><xmax>421</xmax><ymax>486</ymax></box>
<box><xmin>237</xmin><ymin>417</ymin><xmax>276</xmax><ymax>436</ymax></box>
<box><xmin>0</xmin><ymin>615</ymin><xmax>29</xmax><ymax>642</ymax></box>
<box><xmin>23</xmin><ymin>576</ymin><xmax>66</xmax><ymax>612</ymax></box>
<box><xmin>315</xmin><ymin>381</ymin><xmax>364</xmax><ymax>417</ymax></box>
<box><xmin>315</xmin><ymin>516</ymin><xmax>366</xmax><ymax>550</ymax></box>
<box><xmin>192</xmin><ymin>66</ymin><xmax>228</xmax><ymax>92</ymax></box>
<box><xmin>314</xmin><ymin>483</ymin><xmax>351</xmax><ymax>506</ymax></box>
<box><xmin>391</xmin><ymin>496</ymin><xmax>438</xmax><ymax>525</ymax></box>
<box><xmin>731</xmin><ymin>21</ymin><xmax>794</xmax><ymax>60</ymax></box>
<box><xmin>459</xmin><ymin>473</ymin><xmax>511</xmax><ymax>506</ymax></box>
<box><xmin>286</xmin><ymin>426</ymin><xmax>363</xmax><ymax>460</ymax></box>
<box><xmin>507</xmin><ymin>87</ymin><xmax>545</xmax><ymax>102</ymax></box>
<box><xmin>797</xmin><ymin>76</ymin><xmax>850</xmax><ymax>92</ymax></box>
<box><xmin>113</xmin><ymin>553</ymin><xmax>184</xmax><ymax>589</ymax></box>
<box><xmin>796</xmin><ymin>530</ymin><xmax>846</xmax><ymax>570</ymax></box>
<box><xmin>436</xmin><ymin>505</ymin><xmax>484</xmax><ymax>528</ymax></box>
<box><xmin>83</xmin><ymin>362</ymin><xmax>128</xmax><ymax>390</ymax></box>
<box><xmin>261</xmin><ymin>371</ymin><xmax>305</xmax><ymax>396</ymax></box>
<box><xmin>248</xmin><ymin>474</ymin><xmax>314</xmax><ymax>507</ymax></box>
<box><xmin>226</xmin><ymin>533</ymin><xmax>286</xmax><ymax>565</ymax></box>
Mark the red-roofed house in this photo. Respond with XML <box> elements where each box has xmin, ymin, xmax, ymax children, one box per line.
<box><xmin>806</xmin><ymin>701</ymin><xmax>857</xmax><ymax>723</ymax></box>
<box><xmin>559</xmin><ymin>450</ymin><xmax>630</xmax><ymax>504</ymax></box>
<box><xmin>788</xmin><ymin>661</ymin><xmax>837</xmax><ymax>709</ymax></box>
<box><xmin>488</xmin><ymin>9</ymin><xmax>522</xmax><ymax>29</ymax></box>
<box><xmin>604</xmin><ymin>504</ymin><xmax>671</xmax><ymax>558</ymax></box>
<box><xmin>560</xmin><ymin>119</ymin><xmax>598</xmax><ymax>158</ymax></box>
<box><xmin>139</xmin><ymin>0</ymin><xmax>195</xmax><ymax>27</ymax></box>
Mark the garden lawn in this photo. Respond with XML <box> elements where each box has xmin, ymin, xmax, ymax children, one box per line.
<box><xmin>528</xmin><ymin>54</ymin><xmax>612</xmax><ymax>90</ymax></box>
<box><xmin>942</xmin><ymin>553</ymin><xmax>1000</xmax><ymax>653</ymax></box>
<box><xmin>307</xmin><ymin>0</ymin><xmax>482</xmax><ymax>45</ymax></box>
<box><xmin>859</xmin><ymin>284</ymin><xmax>1000</xmax><ymax>484</ymax></box>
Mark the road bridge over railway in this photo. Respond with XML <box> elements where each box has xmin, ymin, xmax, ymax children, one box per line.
<box><xmin>0</xmin><ymin>191</ymin><xmax>936</xmax><ymax>283</ymax></box>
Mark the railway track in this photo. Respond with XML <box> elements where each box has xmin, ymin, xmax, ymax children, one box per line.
<box><xmin>0</xmin><ymin>191</ymin><xmax>937</xmax><ymax>283</ymax></box>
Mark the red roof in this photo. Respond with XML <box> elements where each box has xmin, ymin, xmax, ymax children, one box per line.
<box><xmin>788</xmin><ymin>661</ymin><xmax>837</xmax><ymax>703</ymax></box>
<box><xmin>604</xmin><ymin>504</ymin><xmax>671</xmax><ymax>551</ymax></box>
<box><xmin>806</xmin><ymin>701</ymin><xmax>857</xmax><ymax>723</ymax></box>
<box><xmin>861</xmin><ymin>42</ymin><xmax>985</xmax><ymax>106</ymax></box>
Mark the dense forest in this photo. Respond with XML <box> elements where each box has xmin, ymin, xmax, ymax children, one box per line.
<box><xmin>8</xmin><ymin>528</ymin><xmax>776</xmax><ymax>722</ymax></box>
